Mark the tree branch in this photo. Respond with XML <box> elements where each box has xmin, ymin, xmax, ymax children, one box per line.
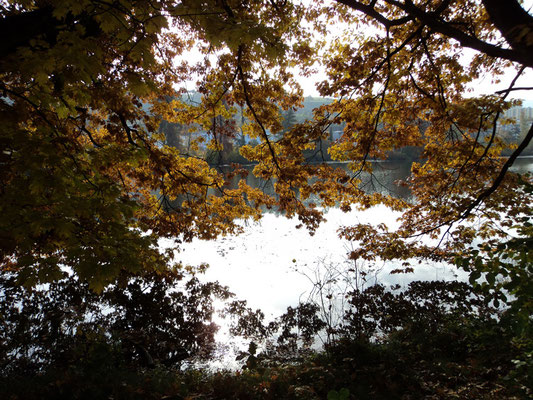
<box><xmin>459</xmin><ymin>121</ymin><xmax>533</xmax><ymax>220</ymax></box>
<box><xmin>380</xmin><ymin>0</ymin><xmax>533</xmax><ymax>67</ymax></box>
<box><xmin>236</xmin><ymin>46</ymin><xmax>281</xmax><ymax>171</ymax></box>
<box><xmin>482</xmin><ymin>0</ymin><xmax>533</xmax><ymax>55</ymax></box>
<box><xmin>336</xmin><ymin>0</ymin><xmax>412</xmax><ymax>28</ymax></box>
<box><xmin>495</xmin><ymin>86</ymin><xmax>533</xmax><ymax>95</ymax></box>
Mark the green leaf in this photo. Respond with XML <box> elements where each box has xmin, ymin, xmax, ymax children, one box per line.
<box><xmin>486</xmin><ymin>273</ymin><xmax>495</xmax><ymax>286</ymax></box>
<box><xmin>469</xmin><ymin>270</ymin><xmax>481</xmax><ymax>284</ymax></box>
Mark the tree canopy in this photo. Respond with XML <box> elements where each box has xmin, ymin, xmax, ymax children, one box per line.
<box><xmin>1</xmin><ymin>0</ymin><xmax>531</xmax><ymax>317</ymax></box>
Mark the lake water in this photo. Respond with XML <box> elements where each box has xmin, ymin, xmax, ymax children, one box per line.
<box><xmin>174</xmin><ymin>158</ymin><xmax>532</xmax><ymax>365</ymax></box>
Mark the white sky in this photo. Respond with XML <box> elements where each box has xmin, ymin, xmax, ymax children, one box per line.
<box><xmin>298</xmin><ymin>61</ymin><xmax>533</xmax><ymax>102</ymax></box>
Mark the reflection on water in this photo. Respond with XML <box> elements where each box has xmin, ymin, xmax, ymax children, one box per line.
<box><xmin>214</xmin><ymin>158</ymin><xmax>532</xmax><ymax>211</ymax></box>
<box><xmin>215</xmin><ymin>161</ymin><xmax>414</xmax><ymax>212</ymax></box>
<box><xmin>511</xmin><ymin>156</ymin><xmax>533</xmax><ymax>174</ymax></box>
<box><xmin>358</xmin><ymin>161</ymin><xmax>413</xmax><ymax>199</ymax></box>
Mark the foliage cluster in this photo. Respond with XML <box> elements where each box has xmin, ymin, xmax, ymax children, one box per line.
<box><xmin>1</xmin><ymin>279</ymin><xmax>529</xmax><ymax>399</ymax></box>
<box><xmin>0</xmin><ymin>268</ymin><xmax>230</xmax><ymax>384</ymax></box>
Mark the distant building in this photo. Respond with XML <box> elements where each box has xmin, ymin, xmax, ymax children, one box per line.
<box><xmin>502</xmin><ymin>106</ymin><xmax>533</xmax><ymax>155</ymax></box>
<box><xmin>504</xmin><ymin>106</ymin><xmax>533</xmax><ymax>120</ymax></box>
<box><xmin>331</xmin><ymin>130</ymin><xmax>343</xmax><ymax>141</ymax></box>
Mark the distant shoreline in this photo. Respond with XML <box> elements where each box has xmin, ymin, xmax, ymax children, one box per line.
<box><xmin>213</xmin><ymin>156</ymin><xmax>533</xmax><ymax>168</ymax></box>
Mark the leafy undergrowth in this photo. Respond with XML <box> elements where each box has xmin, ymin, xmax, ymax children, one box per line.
<box><xmin>1</xmin><ymin>317</ymin><xmax>530</xmax><ymax>399</ymax></box>
<box><xmin>0</xmin><ymin>338</ymin><xmax>527</xmax><ymax>400</ymax></box>
<box><xmin>1</xmin><ymin>277</ymin><xmax>530</xmax><ymax>400</ymax></box>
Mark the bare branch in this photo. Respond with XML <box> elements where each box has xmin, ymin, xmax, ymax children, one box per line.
<box><xmin>495</xmin><ymin>86</ymin><xmax>533</xmax><ymax>95</ymax></box>
<box><xmin>336</xmin><ymin>0</ymin><xmax>412</xmax><ymax>28</ymax></box>
<box><xmin>380</xmin><ymin>0</ymin><xmax>533</xmax><ymax>67</ymax></box>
